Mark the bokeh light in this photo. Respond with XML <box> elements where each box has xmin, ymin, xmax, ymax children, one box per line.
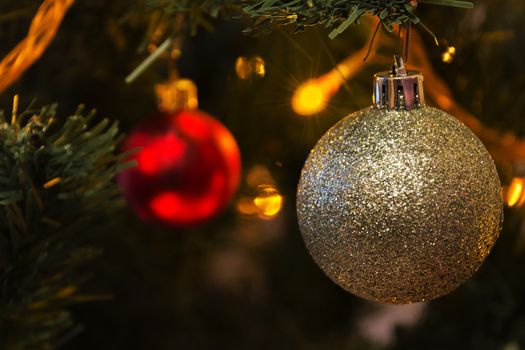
<box><xmin>290</xmin><ymin>50</ymin><xmax>365</xmax><ymax>117</ymax></box>
<box><xmin>506</xmin><ymin>177</ymin><xmax>525</xmax><ymax>207</ymax></box>
<box><xmin>237</xmin><ymin>166</ymin><xmax>283</xmax><ymax>220</ymax></box>
<box><xmin>155</xmin><ymin>78</ymin><xmax>198</xmax><ymax>112</ymax></box>
<box><xmin>254</xmin><ymin>185</ymin><xmax>283</xmax><ymax>219</ymax></box>
<box><xmin>441</xmin><ymin>46</ymin><xmax>456</xmax><ymax>64</ymax></box>
<box><xmin>292</xmin><ymin>79</ymin><xmax>329</xmax><ymax>116</ymax></box>
<box><xmin>235</xmin><ymin>56</ymin><xmax>266</xmax><ymax>80</ymax></box>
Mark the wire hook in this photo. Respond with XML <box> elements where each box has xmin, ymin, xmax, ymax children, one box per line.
<box><xmin>400</xmin><ymin>21</ymin><xmax>411</xmax><ymax>64</ymax></box>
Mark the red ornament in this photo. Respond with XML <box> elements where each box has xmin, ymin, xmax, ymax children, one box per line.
<box><xmin>118</xmin><ymin>109</ymin><xmax>241</xmax><ymax>227</ymax></box>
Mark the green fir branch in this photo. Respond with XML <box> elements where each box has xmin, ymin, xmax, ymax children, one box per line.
<box><xmin>145</xmin><ymin>0</ymin><xmax>473</xmax><ymax>37</ymax></box>
<box><xmin>0</xmin><ymin>104</ymin><xmax>125</xmax><ymax>349</ymax></box>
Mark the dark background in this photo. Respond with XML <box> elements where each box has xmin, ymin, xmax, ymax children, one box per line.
<box><xmin>1</xmin><ymin>1</ymin><xmax>525</xmax><ymax>349</ymax></box>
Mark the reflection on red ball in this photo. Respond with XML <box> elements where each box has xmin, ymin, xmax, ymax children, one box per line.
<box><xmin>118</xmin><ymin>109</ymin><xmax>241</xmax><ymax>227</ymax></box>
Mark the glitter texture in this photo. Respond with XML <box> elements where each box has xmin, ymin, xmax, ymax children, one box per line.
<box><xmin>297</xmin><ymin>107</ymin><xmax>502</xmax><ymax>304</ymax></box>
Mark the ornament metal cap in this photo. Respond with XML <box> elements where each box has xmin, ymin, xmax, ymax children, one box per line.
<box><xmin>373</xmin><ymin>56</ymin><xmax>425</xmax><ymax>111</ymax></box>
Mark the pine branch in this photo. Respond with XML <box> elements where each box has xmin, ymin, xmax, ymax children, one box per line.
<box><xmin>145</xmin><ymin>0</ymin><xmax>473</xmax><ymax>37</ymax></box>
<box><xmin>0</xmin><ymin>104</ymin><xmax>126</xmax><ymax>349</ymax></box>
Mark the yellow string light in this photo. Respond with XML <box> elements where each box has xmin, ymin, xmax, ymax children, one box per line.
<box><xmin>235</xmin><ymin>56</ymin><xmax>266</xmax><ymax>80</ymax></box>
<box><xmin>441</xmin><ymin>46</ymin><xmax>456</xmax><ymax>64</ymax></box>
<box><xmin>155</xmin><ymin>78</ymin><xmax>199</xmax><ymax>112</ymax></box>
<box><xmin>506</xmin><ymin>177</ymin><xmax>525</xmax><ymax>207</ymax></box>
<box><xmin>43</xmin><ymin>177</ymin><xmax>62</xmax><ymax>189</ymax></box>
<box><xmin>291</xmin><ymin>19</ymin><xmax>380</xmax><ymax>117</ymax></box>
<box><xmin>0</xmin><ymin>0</ymin><xmax>74</xmax><ymax>94</ymax></box>
<box><xmin>291</xmin><ymin>79</ymin><xmax>329</xmax><ymax>116</ymax></box>
<box><xmin>11</xmin><ymin>95</ymin><xmax>19</xmax><ymax>125</ymax></box>
<box><xmin>237</xmin><ymin>166</ymin><xmax>283</xmax><ymax>220</ymax></box>
<box><xmin>236</xmin><ymin>197</ymin><xmax>259</xmax><ymax>215</ymax></box>
<box><xmin>253</xmin><ymin>185</ymin><xmax>283</xmax><ymax>219</ymax></box>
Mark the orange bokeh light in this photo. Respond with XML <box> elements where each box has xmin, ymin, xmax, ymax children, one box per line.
<box><xmin>253</xmin><ymin>185</ymin><xmax>283</xmax><ymax>219</ymax></box>
<box><xmin>506</xmin><ymin>177</ymin><xmax>525</xmax><ymax>208</ymax></box>
<box><xmin>292</xmin><ymin>80</ymin><xmax>329</xmax><ymax>116</ymax></box>
<box><xmin>441</xmin><ymin>46</ymin><xmax>456</xmax><ymax>64</ymax></box>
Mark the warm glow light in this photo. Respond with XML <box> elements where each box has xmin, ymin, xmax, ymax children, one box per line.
<box><xmin>246</xmin><ymin>165</ymin><xmax>273</xmax><ymax>188</ymax></box>
<box><xmin>156</xmin><ymin>78</ymin><xmax>198</xmax><ymax>113</ymax></box>
<box><xmin>436</xmin><ymin>95</ymin><xmax>454</xmax><ymax>109</ymax></box>
<box><xmin>506</xmin><ymin>177</ymin><xmax>525</xmax><ymax>207</ymax></box>
<box><xmin>236</xmin><ymin>196</ymin><xmax>259</xmax><ymax>215</ymax></box>
<box><xmin>254</xmin><ymin>185</ymin><xmax>283</xmax><ymax>219</ymax></box>
<box><xmin>289</xmin><ymin>33</ymin><xmax>379</xmax><ymax>117</ymax></box>
<box><xmin>441</xmin><ymin>46</ymin><xmax>456</xmax><ymax>64</ymax></box>
<box><xmin>43</xmin><ymin>177</ymin><xmax>62</xmax><ymax>189</ymax></box>
<box><xmin>253</xmin><ymin>56</ymin><xmax>266</xmax><ymax>77</ymax></box>
<box><xmin>292</xmin><ymin>80</ymin><xmax>329</xmax><ymax>116</ymax></box>
<box><xmin>237</xmin><ymin>166</ymin><xmax>283</xmax><ymax>220</ymax></box>
<box><xmin>235</xmin><ymin>56</ymin><xmax>266</xmax><ymax>80</ymax></box>
<box><xmin>0</xmin><ymin>0</ymin><xmax>74</xmax><ymax>94</ymax></box>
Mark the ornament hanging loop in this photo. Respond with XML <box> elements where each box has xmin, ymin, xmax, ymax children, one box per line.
<box><xmin>392</xmin><ymin>55</ymin><xmax>408</xmax><ymax>76</ymax></box>
<box><xmin>156</xmin><ymin>17</ymin><xmax>198</xmax><ymax>113</ymax></box>
<box><xmin>400</xmin><ymin>22</ymin><xmax>411</xmax><ymax>64</ymax></box>
<box><xmin>372</xmin><ymin>21</ymin><xmax>421</xmax><ymax>110</ymax></box>
<box><xmin>125</xmin><ymin>14</ymin><xmax>186</xmax><ymax>84</ymax></box>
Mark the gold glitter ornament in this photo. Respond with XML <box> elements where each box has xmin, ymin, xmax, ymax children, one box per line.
<box><xmin>296</xmin><ymin>58</ymin><xmax>503</xmax><ymax>304</ymax></box>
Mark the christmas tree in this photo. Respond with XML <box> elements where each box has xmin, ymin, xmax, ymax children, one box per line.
<box><xmin>1</xmin><ymin>0</ymin><xmax>525</xmax><ymax>349</ymax></box>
